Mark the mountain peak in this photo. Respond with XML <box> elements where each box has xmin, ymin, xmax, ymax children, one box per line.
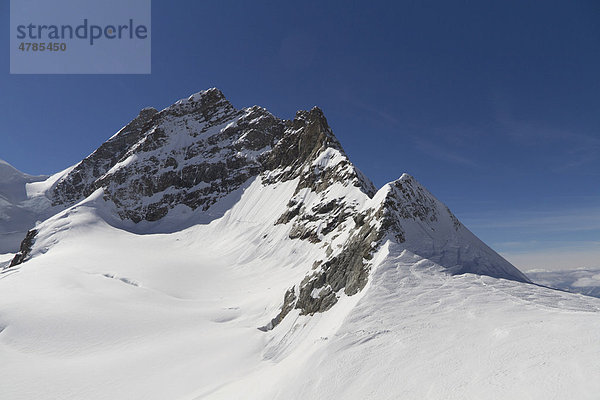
<box><xmin>0</xmin><ymin>159</ymin><xmax>24</xmax><ymax>183</ymax></box>
<box><xmin>165</xmin><ymin>88</ymin><xmax>235</xmax><ymax>119</ymax></box>
<box><xmin>375</xmin><ymin>173</ymin><xmax>531</xmax><ymax>283</ymax></box>
<box><xmin>180</xmin><ymin>87</ymin><xmax>227</xmax><ymax>103</ymax></box>
<box><xmin>294</xmin><ymin>105</ymin><xmax>326</xmax><ymax>120</ymax></box>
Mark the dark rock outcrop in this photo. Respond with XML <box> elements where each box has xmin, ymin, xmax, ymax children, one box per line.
<box><xmin>7</xmin><ymin>229</ymin><xmax>38</xmax><ymax>268</ymax></box>
<box><xmin>259</xmin><ymin>287</ymin><xmax>297</xmax><ymax>331</ymax></box>
<box><xmin>262</xmin><ymin>107</ymin><xmax>375</xmax><ymax>196</ymax></box>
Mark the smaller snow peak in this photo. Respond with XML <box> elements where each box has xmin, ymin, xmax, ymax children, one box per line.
<box><xmin>0</xmin><ymin>159</ymin><xmax>24</xmax><ymax>182</ymax></box>
<box><xmin>0</xmin><ymin>159</ymin><xmax>46</xmax><ymax>184</ymax></box>
<box><xmin>384</xmin><ymin>174</ymin><xmax>434</xmax><ymax>210</ymax></box>
<box><xmin>386</xmin><ymin>177</ymin><xmax>439</xmax><ymax>222</ymax></box>
<box><xmin>367</xmin><ymin>174</ymin><xmax>442</xmax><ymax>243</ymax></box>
<box><xmin>390</xmin><ymin>173</ymin><xmax>422</xmax><ymax>190</ymax></box>
<box><xmin>372</xmin><ymin>175</ymin><xmax>531</xmax><ymax>283</ymax></box>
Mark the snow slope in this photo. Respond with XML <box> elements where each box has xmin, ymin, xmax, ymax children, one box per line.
<box><xmin>209</xmin><ymin>245</ymin><xmax>600</xmax><ymax>400</ymax></box>
<box><xmin>1</xmin><ymin>89</ymin><xmax>599</xmax><ymax>399</ymax></box>
<box><xmin>1</xmin><ymin>185</ymin><xmax>599</xmax><ymax>400</ymax></box>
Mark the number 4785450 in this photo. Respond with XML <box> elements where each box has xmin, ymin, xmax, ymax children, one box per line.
<box><xmin>18</xmin><ymin>42</ymin><xmax>67</xmax><ymax>51</ymax></box>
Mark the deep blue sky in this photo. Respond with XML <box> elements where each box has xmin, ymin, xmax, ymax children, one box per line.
<box><xmin>1</xmin><ymin>0</ymin><xmax>599</xmax><ymax>270</ymax></box>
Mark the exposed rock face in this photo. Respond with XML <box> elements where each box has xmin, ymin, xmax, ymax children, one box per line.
<box><xmin>8</xmin><ymin>229</ymin><xmax>37</xmax><ymax>268</ymax></box>
<box><xmin>262</xmin><ymin>107</ymin><xmax>375</xmax><ymax>195</ymax></box>
<box><xmin>96</xmin><ymin>104</ymin><xmax>285</xmax><ymax>222</ymax></box>
<box><xmin>49</xmin><ymin>89</ymin><xmax>287</xmax><ymax>222</ymax></box>
<box><xmin>259</xmin><ymin>287</ymin><xmax>297</xmax><ymax>331</ymax></box>
<box><xmin>267</xmin><ymin>108</ymin><xmax>375</xmax><ymax>248</ymax></box>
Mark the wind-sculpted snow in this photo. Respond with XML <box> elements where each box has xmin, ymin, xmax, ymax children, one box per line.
<box><xmin>236</xmin><ymin>246</ymin><xmax>600</xmax><ymax>400</ymax></box>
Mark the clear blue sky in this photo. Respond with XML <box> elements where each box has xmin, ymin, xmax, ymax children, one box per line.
<box><xmin>1</xmin><ymin>0</ymin><xmax>599</xmax><ymax>270</ymax></box>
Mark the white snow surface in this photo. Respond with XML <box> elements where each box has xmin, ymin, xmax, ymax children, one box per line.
<box><xmin>1</xmin><ymin>168</ymin><xmax>600</xmax><ymax>399</ymax></box>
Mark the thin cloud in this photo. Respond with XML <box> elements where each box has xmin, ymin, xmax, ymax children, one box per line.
<box><xmin>413</xmin><ymin>138</ymin><xmax>479</xmax><ymax>168</ymax></box>
<box><xmin>494</xmin><ymin>240</ymin><xmax>600</xmax><ymax>252</ymax></box>
<box><xmin>341</xmin><ymin>94</ymin><xmax>479</xmax><ymax>168</ymax></box>
<box><xmin>463</xmin><ymin>206</ymin><xmax>600</xmax><ymax>232</ymax></box>
<box><xmin>461</xmin><ymin>206</ymin><xmax>600</xmax><ymax>272</ymax></box>
<box><xmin>493</xmin><ymin>101</ymin><xmax>600</xmax><ymax>171</ymax></box>
<box><xmin>341</xmin><ymin>94</ymin><xmax>401</xmax><ymax>126</ymax></box>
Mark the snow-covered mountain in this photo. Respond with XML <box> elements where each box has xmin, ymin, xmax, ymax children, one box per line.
<box><xmin>1</xmin><ymin>89</ymin><xmax>599</xmax><ymax>400</ymax></box>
